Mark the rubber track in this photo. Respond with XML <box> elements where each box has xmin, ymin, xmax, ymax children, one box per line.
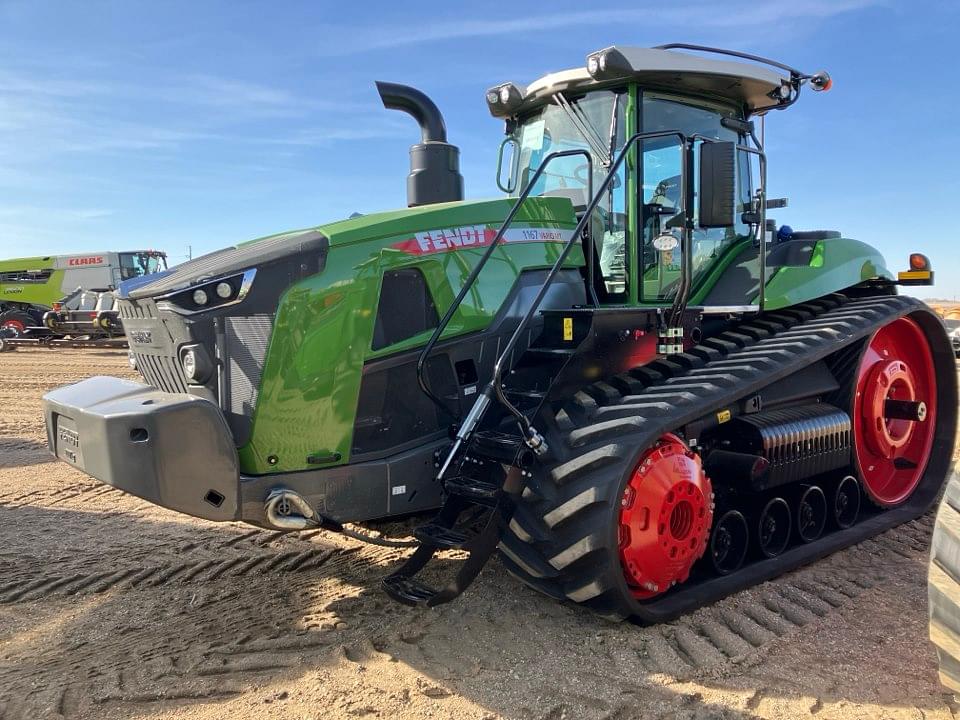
<box><xmin>499</xmin><ymin>294</ymin><xmax>956</xmax><ymax>622</ymax></box>
<box><xmin>929</xmin><ymin>472</ymin><xmax>960</xmax><ymax>694</ymax></box>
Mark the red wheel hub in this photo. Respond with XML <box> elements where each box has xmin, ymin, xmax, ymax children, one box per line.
<box><xmin>1</xmin><ymin>318</ymin><xmax>25</xmax><ymax>334</ymax></box>
<box><xmin>618</xmin><ymin>434</ymin><xmax>712</xmax><ymax>599</ymax></box>
<box><xmin>853</xmin><ymin>317</ymin><xmax>937</xmax><ymax>507</ymax></box>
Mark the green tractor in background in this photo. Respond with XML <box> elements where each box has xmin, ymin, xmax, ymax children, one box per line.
<box><xmin>42</xmin><ymin>45</ymin><xmax>956</xmax><ymax>622</ymax></box>
<box><xmin>0</xmin><ymin>250</ymin><xmax>167</xmax><ymax>339</ymax></box>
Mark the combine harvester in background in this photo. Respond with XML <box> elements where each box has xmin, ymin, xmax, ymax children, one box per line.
<box><xmin>42</xmin><ymin>44</ymin><xmax>957</xmax><ymax>623</ymax></box>
<box><xmin>0</xmin><ymin>250</ymin><xmax>167</xmax><ymax>350</ymax></box>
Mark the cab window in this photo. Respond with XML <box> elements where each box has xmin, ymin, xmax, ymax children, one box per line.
<box><xmin>639</xmin><ymin>94</ymin><xmax>752</xmax><ymax>301</ymax></box>
<box><xmin>512</xmin><ymin>89</ymin><xmax>629</xmax><ymax>301</ymax></box>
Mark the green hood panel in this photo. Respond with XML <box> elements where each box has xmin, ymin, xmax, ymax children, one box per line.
<box><xmin>238</xmin><ymin>196</ymin><xmax>580</xmax><ymax>476</ymax></box>
<box><xmin>236</xmin><ymin>196</ymin><xmax>578</xmax><ymax>250</ymax></box>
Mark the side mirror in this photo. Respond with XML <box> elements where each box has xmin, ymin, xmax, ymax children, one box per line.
<box><xmin>698</xmin><ymin>141</ymin><xmax>736</xmax><ymax>228</ymax></box>
<box><xmin>496</xmin><ymin>137</ymin><xmax>519</xmax><ymax>193</ymax></box>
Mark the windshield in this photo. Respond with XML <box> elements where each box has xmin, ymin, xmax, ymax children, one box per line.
<box><xmin>506</xmin><ymin>89</ymin><xmax>753</xmax><ymax>304</ymax></box>
<box><xmin>118</xmin><ymin>252</ymin><xmax>167</xmax><ymax>280</ymax></box>
<box><xmin>512</xmin><ymin>89</ymin><xmax>628</xmax><ymax>299</ymax></box>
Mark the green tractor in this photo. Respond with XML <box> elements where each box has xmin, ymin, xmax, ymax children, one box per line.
<box><xmin>42</xmin><ymin>45</ymin><xmax>956</xmax><ymax>622</ymax></box>
<box><xmin>0</xmin><ymin>250</ymin><xmax>167</xmax><ymax>335</ymax></box>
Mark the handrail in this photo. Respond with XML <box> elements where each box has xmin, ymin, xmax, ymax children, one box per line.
<box><xmin>434</xmin><ymin>126</ymin><xmax>768</xmax><ymax>479</ymax></box>
<box><xmin>491</xmin><ymin>130</ymin><xmax>688</xmax><ymax>430</ymax></box>
<box><xmin>415</xmin><ymin>148</ymin><xmax>593</xmax><ymax>415</ymax></box>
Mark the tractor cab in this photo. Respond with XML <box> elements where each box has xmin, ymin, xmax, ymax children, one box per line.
<box><xmin>489</xmin><ymin>45</ymin><xmax>831</xmax><ymax>311</ymax></box>
<box><xmin>116</xmin><ymin>250</ymin><xmax>168</xmax><ymax>282</ymax></box>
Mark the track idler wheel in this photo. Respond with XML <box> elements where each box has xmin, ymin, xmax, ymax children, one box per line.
<box><xmin>709</xmin><ymin>509</ymin><xmax>749</xmax><ymax>575</ymax></box>
<box><xmin>619</xmin><ymin>434</ymin><xmax>713</xmax><ymax>599</ymax></box>
<box><xmin>796</xmin><ymin>485</ymin><xmax>827</xmax><ymax>543</ymax></box>
<box><xmin>833</xmin><ymin>475</ymin><xmax>861</xmax><ymax>529</ymax></box>
<box><xmin>757</xmin><ymin>497</ymin><xmax>791</xmax><ymax>558</ymax></box>
<box><xmin>853</xmin><ymin>317</ymin><xmax>937</xmax><ymax>507</ymax></box>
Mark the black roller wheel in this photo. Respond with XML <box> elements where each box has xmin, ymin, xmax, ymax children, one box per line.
<box><xmin>796</xmin><ymin>485</ymin><xmax>827</xmax><ymax>543</ymax></box>
<box><xmin>757</xmin><ymin>497</ymin><xmax>791</xmax><ymax>558</ymax></box>
<box><xmin>833</xmin><ymin>475</ymin><xmax>860</xmax><ymax>529</ymax></box>
<box><xmin>709</xmin><ymin>510</ymin><xmax>749</xmax><ymax>576</ymax></box>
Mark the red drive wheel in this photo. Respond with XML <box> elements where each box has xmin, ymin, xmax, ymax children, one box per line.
<box><xmin>0</xmin><ymin>311</ymin><xmax>31</xmax><ymax>335</ymax></box>
<box><xmin>619</xmin><ymin>434</ymin><xmax>713</xmax><ymax>598</ymax></box>
<box><xmin>853</xmin><ymin>317</ymin><xmax>937</xmax><ymax>507</ymax></box>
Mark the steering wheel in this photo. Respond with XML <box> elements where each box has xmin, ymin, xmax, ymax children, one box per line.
<box><xmin>573</xmin><ymin>163</ymin><xmax>591</xmax><ymax>186</ymax></box>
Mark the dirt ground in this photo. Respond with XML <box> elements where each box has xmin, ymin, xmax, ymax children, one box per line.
<box><xmin>0</xmin><ymin>348</ymin><xmax>957</xmax><ymax>720</ymax></box>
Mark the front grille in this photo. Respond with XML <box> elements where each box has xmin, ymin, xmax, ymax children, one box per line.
<box><xmin>137</xmin><ymin>353</ymin><xmax>189</xmax><ymax>393</ymax></box>
<box><xmin>119</xmin><ymin>293</ymin><xmax>275</xmax><ymax>448</ymax></box>
<box><xmin>119</xmin><ymin>298</ymin><xmax>190</xmax><ymax>394</ymax></box>
<box><xmin>226</xmin><ymin>315</ymin><xmax>273</xmax><ymax>417</ymax></box>
<box><xmin>118</xmin><ymin>300</ymin><xmax>158</xmax><ymax>320</ymax></box>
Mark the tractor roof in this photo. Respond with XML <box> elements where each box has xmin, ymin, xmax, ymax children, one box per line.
<box><xmin>486</xmin><ymin>45</ymin><xmax>793</xmax><ymax>118</ymax></box>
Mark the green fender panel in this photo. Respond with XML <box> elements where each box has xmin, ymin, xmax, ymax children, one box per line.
<box><xmin>757</xmin><ymin>238</ymin><xmax>893</xmax><ymax>309</ymax></box>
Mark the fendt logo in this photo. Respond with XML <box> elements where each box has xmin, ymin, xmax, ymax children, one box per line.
<box><xmin>68</xmin><ymin>256</ymin><xmax>104</xmax><ymax>266</ymax></box>
<box><xmin>128</xmin><ymin>330</ymin><xmax>153</xmax><ymax>345</ymax></box>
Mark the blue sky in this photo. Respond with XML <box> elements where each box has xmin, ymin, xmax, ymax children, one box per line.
<box><xmin>0</xmin><ymin>0</ymin><xmax>956</xmax><ymax>298</ymax></box>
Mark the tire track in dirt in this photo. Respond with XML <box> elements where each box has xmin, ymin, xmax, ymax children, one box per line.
<box><xmin>0</xmin><ymin>537</ymin><xmax>393</xmax><ymax>604</ymax></box>
<box><xmin>632</xmin><ymin>515</ymin><xmax>932</xmax><ymax>679</ymax></box>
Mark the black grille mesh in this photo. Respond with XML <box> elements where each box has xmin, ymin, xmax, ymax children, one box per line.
<box><xmin>226</xmin><ymin>315</ymin><xmax>274</xmax><ymax>417</ymax></box>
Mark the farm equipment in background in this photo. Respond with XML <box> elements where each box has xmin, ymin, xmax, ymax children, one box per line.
<box><xmin>0</xmin><ymin>250</ymin><xmax>167</xmax><ymax>351</ymax></box>
<box><xmin>41</xmin><ymin>45</ymin><xmax>956</xmax><ymax>622</ymax></box>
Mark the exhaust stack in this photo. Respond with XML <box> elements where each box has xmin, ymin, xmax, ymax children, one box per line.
<box><xmin>376</xmin><ymin>81</ymin><xmax>463</xmax><ymax>207</ymax></box>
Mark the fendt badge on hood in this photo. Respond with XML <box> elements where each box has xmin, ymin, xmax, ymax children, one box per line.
<box><xmin>391</xmin><ymin>225</ymin><xmax>572</xmax><ymax>255</ymax></box>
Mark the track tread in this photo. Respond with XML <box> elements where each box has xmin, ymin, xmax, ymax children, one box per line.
<box><xmin>500</xmin><ymin>293</ymin><xmax>955</xmax><ymax>622</ymax></box>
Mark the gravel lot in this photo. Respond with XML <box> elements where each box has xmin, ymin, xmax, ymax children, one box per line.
<box><xmin>0</xmin><ymin>348</ymin><xmax>956</xmax><ymax>719</ymax></box>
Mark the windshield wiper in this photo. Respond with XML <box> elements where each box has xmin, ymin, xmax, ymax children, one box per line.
<box><xmin>554</xmin><ymin>93</ymin><xmax>611</xmax><ymax>167</ymax></box>
<box><xmin>607</xmin><ymin>93</ymin><xmax>620</xmax><ymax>162</ymax></box>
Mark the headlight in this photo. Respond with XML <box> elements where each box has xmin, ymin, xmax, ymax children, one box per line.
<box><xmin>160</xmin><ymin>268</ymin><xmax>256</xmax><ymax>315</ymax></box>
<box><xmin>179</xmin><ymin>345</ymin><xmax>212</xmax><ymax>384</ymax></box>
<box><xmin>182</xmin><ymin>349</ymin><xmax>198</xmax><ymax>380</ymax></box>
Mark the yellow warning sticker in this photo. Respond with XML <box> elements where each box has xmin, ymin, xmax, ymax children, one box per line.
<box><xmin>717</xmin><ymin>409</ymin><xmax>731</xmax><ymax>424</ymax></box>
<box><xmin>563</xmin><ymin>317</ymin><xmax>573</xmax><ymax>341</ymax></box>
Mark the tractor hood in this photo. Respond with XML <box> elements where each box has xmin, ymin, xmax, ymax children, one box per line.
<box><xmin>121</xmin><ymin>196</ymin><xmax>576</xmax><ymax>301</ymax></box>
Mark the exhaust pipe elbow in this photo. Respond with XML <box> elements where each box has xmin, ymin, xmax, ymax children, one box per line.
<box><xmin>375</xmin><ymin>80</ymin><xmax>463</xmax><ymax>207</ymax></box>
<box><xmin>376</xmin><ymin>81</ymin><xmax>447</xmax><ymax>144</ymax></box>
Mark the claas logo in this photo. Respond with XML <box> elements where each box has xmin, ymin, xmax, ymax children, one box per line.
<box><xmin>68</xmin><ymin>256</ymin><xmax>104</xmax><ymax>266</ymax></box>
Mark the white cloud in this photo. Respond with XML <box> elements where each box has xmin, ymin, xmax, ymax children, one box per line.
<box><xmin>311</xmin><ymin>0</ymin><xmax>883</xmax><ymax>55</ymax></box>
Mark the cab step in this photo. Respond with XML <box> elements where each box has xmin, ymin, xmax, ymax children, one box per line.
<box><xmin>414</xmin><ymin>522</ymin><xmax>471</xmax><ymax>549</ymax></box>
<box><xmin>382</xmin><ymin>574</ymin><xmax>438</xmax><ymax>606</ymax></box>
<box><xmin>380</xmin><ymin>467</ymin><xmax>527</xmax><ymax>608</ymax></box>
<box><xmin>444</xmin><ymin>475</ymin><xmax>500</xmax><ymax>506</ymax></box>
